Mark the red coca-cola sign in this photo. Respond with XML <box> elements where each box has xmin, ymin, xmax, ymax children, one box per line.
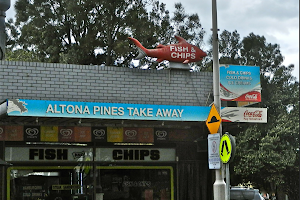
<box><xmin>244</xmin><ymin>110</ymin><xmax>262</xmax><ymax>118</ymax></box>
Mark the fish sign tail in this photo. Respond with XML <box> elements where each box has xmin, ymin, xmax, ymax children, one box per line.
<box><xmin>128</xmin><ymin>37</ymin><xmax>147</xmax><ymax>60</ymax></box>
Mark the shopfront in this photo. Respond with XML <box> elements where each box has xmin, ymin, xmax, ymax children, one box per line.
<box><xmin>0</xmin><ymin>118</ymin><xmax>211</xmax><ymax>200</ymax></box>
<box><xmin>0</xmin><ymin>101</ymin><xmax>212</xmax><ymax>200</ymax></box>
<box><xmin>5</xmin><ymin>146</ymin><xmax>176</xmax><ymax>200</ymax></box>
<box><xmin>0</xmin><ymin>98</ymin><xmax>213</xmax><ymax>200</ymax></box>
<box><xmin>0</xmin><ymin>61</ymin><xmax>217</xmax><ymax>200</ymax></box>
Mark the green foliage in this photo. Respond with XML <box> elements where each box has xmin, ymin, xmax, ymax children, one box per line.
<box><xmin>241</xmin><ymin>33</ymin><xmax>284</xmax><ymax>74</ymax></box>
<box><xmin>219</xmin><ymin>30</ymin><xmax>300</xmax><ymax>197</ymax></box>
<box><xmin>202</xmin><ymin>30</ymin><xmax>299</xmax><ymax>198</ymax></box>
<box><xmin>203</xmin><ymin>30</ymin><xmax>242</xmax><ymax>71</ymax></box>
<box><xmin>8</xmin><ymin>0</ymin><xmax>153</xmax><ymax>65</ymax></box>
<box><xmin>5</xmin><ymin>49</ymin><xmax>40</xmax><ymax>62</ymax></box>
<box><xmin>218</xmin><ymin>30</ymin><xmax>242</xmax><ymax>65</ymax></box>
<box><xmin>6</xmin><ymin>0</ymin><xmax>205</xmax><ymax>69</ymax></box>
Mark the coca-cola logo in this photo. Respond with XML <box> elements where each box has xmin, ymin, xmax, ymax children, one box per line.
<box><xmin>0</xmin><ymin>127</ymin><xmax>3</xmax><ymax>135</ymax></box>
<box><xmin>244</xmin><ymin>110</ymin><xmax>262</xmax><ymax>118</ymax></box>
<box><xmin>245</xmin><ymin>94</ymin><xmax>258</xmax><ymax>100</ymax></box>
<box><xmin>60</xmin><ymin>129</ymin><xmax>73</xmax><ymax>137</ymax></box>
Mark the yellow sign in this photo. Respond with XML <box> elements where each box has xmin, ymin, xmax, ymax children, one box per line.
<box><xmin>52</xmin><ymin>185</ymin><xmax>80</xmax><ymax>190</ymax></box>
<box><xmin>41</xmin><ymin>126</ymin><xmax>58</xmax><ymax>142</ymax></box>
<box><xmin>205</xmin><ymin>104</ymin><xmax>221</xmax><ymax>134</ymax></box>
<box><xmin>219</xmin><ymin>134</ymin><xmax>235</xmax><ymax>163</ymax></box>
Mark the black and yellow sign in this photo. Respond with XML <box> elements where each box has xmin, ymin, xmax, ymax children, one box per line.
<box><xmin>219</xmin><ymin>133</ymin><xmax>236</xmax><ymax>163</ymax></box>
<box><xmin>52</xmin><ymin>185</ymin><xmax>80</xmax><ymax>190</ymax></box>
<box><xmin>205</xmin><ymin>104</ymin><xmax>221</xmax><ymax>134</ymax></box>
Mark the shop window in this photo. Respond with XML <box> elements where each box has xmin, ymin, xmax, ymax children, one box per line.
<box><xmin>7</xmin><ymin>166</ymin><xmax>174</xmax><ymax>200</ymax></box>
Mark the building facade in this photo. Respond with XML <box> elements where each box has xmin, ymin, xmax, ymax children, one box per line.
<box><xmin>0</xmin><ymin>60</ymin><xmax>215</xmax><ymax>200</ymax></box>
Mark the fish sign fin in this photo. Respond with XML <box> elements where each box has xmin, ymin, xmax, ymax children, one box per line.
<box><xmin>135</xmin><ymin>47</ymin><xmax>147</xmax><ymax>60</ymax></box>
<box><xmin>156</xmin><ymin>44</ymin><xmax>166</xmax><ymax>49</ymax></box>
<box><xmin>183</xmin><ymin>60</ymin><xmax>190</xmax><ymax>64</ymax></box>
<box><xmin>175</xmin><ymin>35</ymin><xmax>188</xmax><ymax>44</ymax></box>
<box><xmin>156</xmin><ymin>58</ymin><xmax>164</xmax><ymax>63</ymax></box>
<box><xmin>128</xmin><ymin>37</ymin><xmax>148</xmax><ymax>59</ymax></box>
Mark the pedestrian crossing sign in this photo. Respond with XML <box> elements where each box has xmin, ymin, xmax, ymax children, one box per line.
<box><xmin>219</xmin><ymin>133</ymin><xmax>236</xmax><ymax>163</ymax></box>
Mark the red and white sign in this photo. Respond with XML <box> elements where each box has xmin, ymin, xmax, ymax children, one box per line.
<box><xmin>221</xmin><ymin>107</ymin><xmax>267</xmax><ymax>123</ymax></box>
<box><xmin>128</xmin><ymin>36</ymin><xmax>207</xmax><ymax>64</ymax></box>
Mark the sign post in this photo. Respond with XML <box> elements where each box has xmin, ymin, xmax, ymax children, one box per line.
<box><xmin>211</xmin><ymin>0</ymin><xmax>226</xmax><ymax>200</ymax></box>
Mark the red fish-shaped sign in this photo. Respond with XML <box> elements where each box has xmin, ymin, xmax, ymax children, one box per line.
<box><xmin>128</xmin><ymin>36</ymin><xmax>207</xmax><ymax>64</ymax></box>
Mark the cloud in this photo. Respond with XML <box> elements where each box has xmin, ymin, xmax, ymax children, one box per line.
<box><xmin>160</xmin><ymin>0</ymin><xmax>299</xmax><ymax>80</ymax></box>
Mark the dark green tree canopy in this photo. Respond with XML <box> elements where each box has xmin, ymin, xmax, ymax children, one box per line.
<box><xmin>7</xmin><ymin>0</ymin><xmax>205</xmax><ymax>68</ymax></box>
<box><xmin>215</xmin><ymin>30</ymin><xmax>299</xmax><ymax>199</ymax></box>
<box><xmin>12</xmin><ymin>0</ymin><xmax>152</xmax><ymax>65</ymax></box>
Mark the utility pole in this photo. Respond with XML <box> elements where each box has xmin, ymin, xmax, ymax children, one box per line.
<box><xmin>211</xmin><ymin>0</ymin><xmax>226</xmax><ymax>200</ymax></box>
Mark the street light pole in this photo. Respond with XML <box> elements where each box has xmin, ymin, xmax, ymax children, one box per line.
<box><xmin>211</xmin><ymin>0</ymin><xmax>226</xmax><ymax>200</ymax></box>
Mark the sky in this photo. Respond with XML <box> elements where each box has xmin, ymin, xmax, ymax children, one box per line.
<box><xmin>4</xmin><ymin>0</ymin><xmax>299</xmax><ymax>80</ymax></box>
<box><xmin>158</xmin><ymin>0</ymin><xmax>299</xmax><ymax>80</ymax></box>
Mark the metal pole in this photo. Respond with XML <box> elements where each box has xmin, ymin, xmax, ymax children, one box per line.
<box><xmin>226</xmin><ymin>164</ymin><xmax>230</xmax><ymax>200</ymax></box>
<box><xmin>212</xmin><ymin>0</ymin><xmax>226</xmax><ymax>200</ymax></box>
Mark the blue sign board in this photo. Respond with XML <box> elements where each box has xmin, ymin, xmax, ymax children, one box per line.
<box><xmin>220</xmin><ymin>65</ymin><xmax>261</xmax><ymax>101</ymax></box>
<box><xmin>6</xmin><ymin>99</ymin><xmax>212</xmax><ymax>122</ymax></box>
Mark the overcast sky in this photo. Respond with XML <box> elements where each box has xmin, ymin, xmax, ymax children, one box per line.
<box><xmin>158</xmin><ymin>0</ymin><xmax>299</xmax><ymax>80</ymax></box>
<box><xmin>5</xmin><ymin>0</ymin><xmax>299</xmax><ymax>80</ymax></box>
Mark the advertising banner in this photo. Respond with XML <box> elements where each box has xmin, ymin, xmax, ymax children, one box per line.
<box><xmin>220</xmin><ymin>65</ymin><xmax>261</xmax><ymax>102</ymax></box>
<box><xmin>3</xmin><ymin>99</ymin><xmax>267</xmax><ymax>123</ymax></box>
<box><xmin>5</xmin><ymin>147</ymin><xmax>93</xmax><ymax>162</ymax></box>
<box><xmin>24</xmin><ymin>126</ymin><xmax>40</xmax><ymax>141</ymax></box>
<box><xmin>74</xmin><ymin>126</ymin><xmax>91</xmax><ymax>142</ymax></box>
<box><xmin>95</xmin><ymin>148</ymin><xmax>176</xmax><ymax>162</ymax></box>
<box><xmin>221</xmin><ymin>107</ymin><xmax>267</xmax><ymax>123</ymax></box>
<box><xmin>40</xmin><ymin>126</ymin><xmax>58</xmax><ymax>142</ymax></box>
<box><xmin>91</xmin><ymin>127</ymin><xmax>107</xmax><ymax>142</ymax></box>
<box><xmin>5</xmin><ymin>99</ymin><xmax>211</xmax><ymax>121</ymax></box>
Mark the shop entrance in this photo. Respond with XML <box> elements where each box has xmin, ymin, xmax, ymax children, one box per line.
<box><xmin>7</xmin><ymin>166</ymin><xmax>174</xmax><ymax>200</ymax></box>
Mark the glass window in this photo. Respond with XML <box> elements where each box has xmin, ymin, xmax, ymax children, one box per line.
<box><xmin>7</xmin><ymin>166</ymin><xmax>174</xmax><ymax>200</ymax></box>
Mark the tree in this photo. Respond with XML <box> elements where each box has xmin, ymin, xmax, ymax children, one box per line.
<box><xmin>221</xmin><ymin>32</ymin><xmax>300</xmax><ymax>199</ymax></box>
<box><xmin>203</xmin><ymin>30</ymin><xmax>242</xmax><ymax>71</ymax></box>
<box><xmin>204</xmin><ymin>30</ymin><xmax>299</xmax><ymax>198</ymax></box>
<box><xmin>218</xmin><ymin>30</ymin><xmax>242</xmax><ymax>65</ymax></box>
<box><xmin>6</xmin><ymin>0</ymin><xmax>206</xmax><ymax>69</ymax></box>
<box><xmin>9</xmin><ymin>0</ymin><xmax>155</xmax><ymax>66</ymax></box>
<box><xmin>240</xmin><ymin>33</ymin><xmax>284</xmax><ymax>75</ymax></box>
<box><xmin>5</xmin><ymin>49</ymin><xmax>40</xmax><ymax>62</ymax></box>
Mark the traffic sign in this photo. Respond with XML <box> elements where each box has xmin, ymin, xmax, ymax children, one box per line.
<box><xmin>208</xmin><ymin>133</ymin><xmax>221</xmax><ymax>169</ymax></box>
<box><xmin>206</xmin><ymin>103</ymin><xmax>221</xmax><ymax>134</ymax></box>
<box><xmin>219</xmin><ymin>133</ymin><xmax>236</xmax><ymax>163</ymax></box>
